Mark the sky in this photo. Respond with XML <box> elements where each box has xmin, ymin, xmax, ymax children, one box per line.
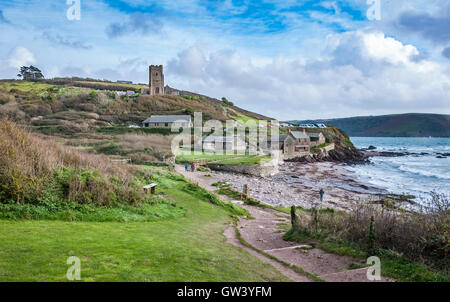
<box><xmin>0</xmin><ymin>0</ymin><xmax>449</xmax><ymax>120</ymax></box>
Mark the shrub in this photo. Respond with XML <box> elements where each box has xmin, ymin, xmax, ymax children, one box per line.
<box><xmin>287</xmin><ymin>194</ymin><xmax>449</xmax><ymax>272</ymax></box>
<box><xmin>0</xmin><ymin>118</ymin><xmax>147</xmax><ymax>206</ymax></box>
<box><xmin>221</xmin><ymin>97</ymin><xmax>234</xmax><ymax>106</ymax></box>
<box><xmin>0</xmin><ymin>91</ymin><xmax>14</xmax><ymax>104</ymax></box>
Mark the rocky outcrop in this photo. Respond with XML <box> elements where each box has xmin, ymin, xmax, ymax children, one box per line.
<box><xmin>288</xmin><ymin>145</ymin><xmax>367</xmax><ymax>164</ymax></box>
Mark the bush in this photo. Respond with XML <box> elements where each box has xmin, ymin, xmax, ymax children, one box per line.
<box><xmin>221</xmin><ymin>97</ymin><xmax>234</xmax><ymax>106</ymax></box>
<box><xmin>0</xmin><ymin>119</ymin><xmax>147</xmax><ymax>206</ymax></box>
<box><xmin>0</xmin><ymin>91</ymin><xmax>14</xmax><ymax>104</ymax></box>
<box><xmin>287</xmin><ymin>194</ymin><xmax>449</xmax><ymax>272</ymax></box>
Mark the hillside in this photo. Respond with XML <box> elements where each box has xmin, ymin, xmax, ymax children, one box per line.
<box><xmin>0</xmin><ymin>79</ymin><xmax>274</xmax><ymax>165</ymax></box>
<box><xmin>0</xmin><ymin>79</ymin><xmax>271</xmax><ymax>131</ymax></box>
<box><xmin>291</xmin><ymin>113</ymin><xmax>450</xmax><ymax>137</ymax></box>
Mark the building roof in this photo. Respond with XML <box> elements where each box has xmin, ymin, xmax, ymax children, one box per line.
<box><xmin>290</xmin><ymin>131</ymin><xmax>309</xmax><ymax>139</ymax></box>
<box><xmin>268</xmin><ymin>134</ymin><xmax>287</xmax><ymax>142</ymax></box>
<box><xmin>307</xmin><ymin>133</ymin><xmax>323</xmax><ymax>138</ymax></box>
<box><xmin>143</xmin><ymin>115</ymin><xmax>191</xmax><ymax>124</ymax></box>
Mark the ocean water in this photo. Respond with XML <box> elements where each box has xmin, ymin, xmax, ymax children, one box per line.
<box><xmin>347</xmin><ymin>137</ymin><xmax>450</xmax><ymax>203</ymax></box>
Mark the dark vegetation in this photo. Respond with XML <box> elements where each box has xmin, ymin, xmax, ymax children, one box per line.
<box><xmin>17</xmin><ymin>66</ymin><xmax>44</xmax><ymax>81</ymax></box>
<box><xmin>0</xmin><ymin>119</ymin><xmax>187</xmax><ymax>221</ymax></box>
<box><xmin>221</xmin><ymin>97</ymin><xmax>234</xmax><ymax>106</ymax></box>
<box><xmin>292</xmin><ymin>113</ymin><xmax>450</xmax><ymax>137</ymax></box>
<box><xmin>0</xmin><ymin>119</ymin><xmax>250</xmax><ymax>222</ymax></box>
<box><xmin>284</xmin><ymin>196</ymin><xmax>450</xmax><ymax>281</ymax></box>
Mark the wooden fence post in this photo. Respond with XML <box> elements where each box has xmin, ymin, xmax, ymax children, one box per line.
<box><xmin>243</xmin><ymin>184</ymin><xmax>250</xmax><ymax>200</ymax></box>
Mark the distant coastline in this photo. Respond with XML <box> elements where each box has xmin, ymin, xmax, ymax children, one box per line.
<box><xmin>290</xmin><ymin>113</ymin><xmax>450</xmax><ymax>138</ymax></box>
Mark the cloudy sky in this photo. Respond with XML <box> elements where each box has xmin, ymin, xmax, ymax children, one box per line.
<box><xmin>0</xmin><ymin>0</ymin><xmax>449</xmax><ymax>120</ymax></box>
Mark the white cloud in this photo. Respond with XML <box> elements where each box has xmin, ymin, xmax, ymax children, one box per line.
<box><xmin>363</xmin><ymin>32</ymin><xmax>419</xmax><ymax>65</ymax></box>
<box><xmin>166</xmin><ymin>31</ymin><xmax>450</xmax><ymax>120</ymax></box>
<box><xmin>8</xmin><ymin>47</ymin><xmax>35</xmax><ymax>68</ymax></box>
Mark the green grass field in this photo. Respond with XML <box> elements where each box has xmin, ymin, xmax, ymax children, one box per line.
<box><xmin>0</xmin><ymin>81</ymin><xmax>54</xmax><ymax>94</ymax></box>
<box><xmin>0</xmin><ymin>167</ymin><xmax>289</xmax><ymax>282</ymax></box>
<box><xmin>175</xmin><ymin>149</ymin><xmax>244</xmax><ymax>164</ymax></box>
<box><xmin>175</xmin><ymin>149</ymin><xmax>271</xmax><ymax>166</ymax></box>
<box><xmin>74</xmin><ymin>80</ymin><xmax>147</xmax><ymax>90</ymax></box>
<box><xmin>212</xmin><ymin>155</ymin><xmax>271</xmax><ymax>166</ymax></box>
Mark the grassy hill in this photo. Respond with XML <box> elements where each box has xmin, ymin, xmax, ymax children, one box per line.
<box><xmin>291</xmin><ymin>113</ymin><xmax>450</xmax><ymax>137</ymax></box>
<box><xmin>0</xmin><ymin>79</ymin><xmax>273</xmax><ymax>164</ymax></box>
<box><xmin>0</xmin><ymin>79</ymin><xmax>271</xmax><ymax>129</ymax></box>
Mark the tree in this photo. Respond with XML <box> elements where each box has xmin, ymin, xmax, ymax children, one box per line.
<box><xmin>184</xmin><ymin>107</ymin><xmax>194</xmax><ymax>116</ymax></box>
<box><xmin>17</xmin><ymin>66</ymin><xmax>44</xmax><ymax>81</ymax></box>
<box><xmin>221</xmin><ymin>97</ymin><xmax>234</xmax><ymax>106</ymax></box>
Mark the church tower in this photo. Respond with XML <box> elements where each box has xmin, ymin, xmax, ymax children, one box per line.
<box><xmin>149</xmin><ymin>65</ymin><xmax>164</xmax><ymax>95</ymax></box>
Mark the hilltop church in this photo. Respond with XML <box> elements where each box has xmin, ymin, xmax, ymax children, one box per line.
<box><xmin>148</xmin><ymin>65</ymin><xmax>179</xmax><ymax>96</ymax></box>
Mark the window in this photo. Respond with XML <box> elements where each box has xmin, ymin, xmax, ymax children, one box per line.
<box><xmin>165</xmin><ymin>123</ymin><xmax>169</xmax><ymax>127</ymax></box>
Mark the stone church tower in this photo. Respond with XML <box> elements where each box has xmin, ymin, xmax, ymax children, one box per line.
<box><xmin>149</xmin><ymin>65</ymin><xmax>164</xmax><ymax>95</ymax></box>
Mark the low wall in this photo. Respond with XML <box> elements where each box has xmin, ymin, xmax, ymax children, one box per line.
<box><xmin>283</xmin><ymin>151</ymin><xmax>310</xmax><ymax>161</ymax></box>
<box><xmin>321</xmin><ymin>143</ymin><xmax>335</xmax><ymax>153</ymax></box>
<box><xmin>207</xmin><ymin>163</ymin><xmax>278</xmax><ymax>177</ymax></box>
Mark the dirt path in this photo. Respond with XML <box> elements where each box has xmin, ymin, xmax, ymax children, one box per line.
<box><xmin>223</xmin><ymin>224</ymin><xmax>313</xmax><ymax>282</ymax></box>
<box><xmin>175</xmin><ymin>165</ymin><xmax>392</xmax><ymax>282</ymax></box>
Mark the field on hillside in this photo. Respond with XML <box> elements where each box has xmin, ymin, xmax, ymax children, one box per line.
<box><xmin>0</xmin><ymin>166</ymin><xmax>289</xmax><ymax>282</ymax></box>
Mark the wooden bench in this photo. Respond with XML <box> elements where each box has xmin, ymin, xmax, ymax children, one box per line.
<box><xmin>143</xmin><ymin>183</ymin><xmax>157</xmax><ymax>195</ymax></box>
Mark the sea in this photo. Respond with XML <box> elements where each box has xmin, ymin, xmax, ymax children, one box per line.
<box><xmin>347</xmin><ymin>137</ymin><xmax>450</xmax><ymax>204</ymax></box>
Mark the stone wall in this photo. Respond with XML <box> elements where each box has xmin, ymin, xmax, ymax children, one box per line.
<box><xmin>207</xmin><ymin>163</ymin><xmax>278</xmax><ymax>177</ymax></box>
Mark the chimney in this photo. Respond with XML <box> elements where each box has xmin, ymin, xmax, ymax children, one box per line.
<box><xmin>303</xmin><ymin>128</ymin><xmax>306</xmax><ymax>134</ymax></box>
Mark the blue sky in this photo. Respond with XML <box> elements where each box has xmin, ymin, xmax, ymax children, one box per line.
<box><xmin>0</xmin><ymin>0</ymin><xmax>449</xmax><ymax>120</ymax></box>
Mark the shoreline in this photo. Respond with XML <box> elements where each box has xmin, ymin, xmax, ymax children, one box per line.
<box><xmin>201</xmin><ymin>162</ymin><xmax>396</xmax><ymax>211</ymax></box>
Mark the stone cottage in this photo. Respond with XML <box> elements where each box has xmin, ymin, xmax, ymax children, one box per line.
<box><xmin>283</xmin><ymin>130</ymin><xmax>311</xmax><ymax>159</ymax></box>
<box><xmin>268</xmin><ymin>130</ymin><xmax>319</xmax><ymax>160</ymax></box>
<box><xmin>308</xmin><ymin>132</ymin><xmax>326</xmax><ymax>147</ymax></box>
